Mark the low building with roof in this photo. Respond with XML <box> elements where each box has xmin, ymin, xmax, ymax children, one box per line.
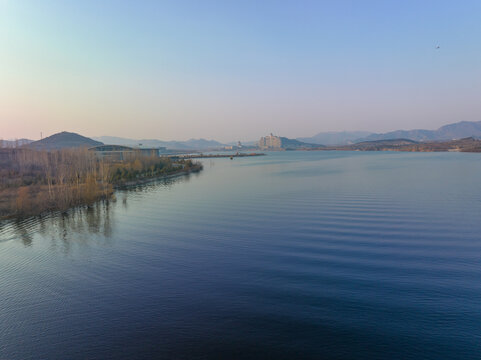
<box><xmin>89</xmin><ymin>145</ymin><xmax>166</xmax><ymax>161</ymax></box>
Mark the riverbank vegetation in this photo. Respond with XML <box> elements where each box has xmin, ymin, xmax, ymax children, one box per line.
<box><xmin>0</xmin><ymin>148</ymin><xmax>202</xmax><ymax>219</ymax></box>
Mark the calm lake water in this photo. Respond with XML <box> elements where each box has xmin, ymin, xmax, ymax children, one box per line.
<box><xmin>1</xmin><ymin>151</ymin><xmax>480</xmax><ymax>359</ymax></box>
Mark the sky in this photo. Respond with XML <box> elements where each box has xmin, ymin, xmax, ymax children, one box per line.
<box><xmin>1</xmin><ymin>0</ymin><xmax>481</xmax><ymax>142</ymax></box>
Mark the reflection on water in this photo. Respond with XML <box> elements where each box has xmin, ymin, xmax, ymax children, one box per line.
<box><xmin>118</xmin><ymin>170</ymin><xmax>201</xmax><ymax>193</ymax></box>
<box><xmin>5</xmin><ymin>218</ymin><xmax>34</xmax><ymax>247</ymax></box>
<box><xmin>0</xmin><ymin>172</ymin><xmax>200</xmax><ymax>253</ymax></box>
<box><xmin>0</xmin><ymin>200</ymin><xmax>115</xmax><ymax>251</ymax></box>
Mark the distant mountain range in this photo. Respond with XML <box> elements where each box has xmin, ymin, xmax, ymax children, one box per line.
<box><xmin>298</xmin><ymin>121</ymin><xmax>481</xmax><ymax>145</ymax></box>
<box><xmin>356</xmin><ymin>121</ymin><xmax>481</xmax><ymax>143</ymax></box>
<box><xmin>4</xmin><ymin>120</ymin><xmax>481</xmax><ymax>151</ymax></box>
<box><xmin>94</xmin><ymin>136</ymin><xmax>225</xmax><ymax>150</ymax></box>
<box><xmin>27</xmin><ymin>132</ymin><xmax>103</xmax><ymax>150</ymax></box>
<box><xmin>297</xmin><ymin>131</ymin><xmax>373</xmax><ymax>146</ymax></box>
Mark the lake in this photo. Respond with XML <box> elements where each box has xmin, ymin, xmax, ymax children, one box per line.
<box><xmin>1</xmin><ymin>151</ymin><xmax>480</xmax><ymax>359</ymax></box>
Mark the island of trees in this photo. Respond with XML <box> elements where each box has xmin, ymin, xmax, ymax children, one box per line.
<box><xmin>0</xmin><ymin>147</ymin><xmax>202</xmax><ymax>219</ymax></box>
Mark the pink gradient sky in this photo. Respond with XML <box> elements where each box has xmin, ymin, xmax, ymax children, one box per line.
<box><xmin>1</xmin><ymin>1</ymin><xmax>481</xmax><ymax>142</ymax></box>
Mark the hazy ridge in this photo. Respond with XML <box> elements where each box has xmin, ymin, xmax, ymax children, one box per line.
<box><xmin>357</xmin><ymin>121</ymin><xmax>481</xmax><ymax>142</ymax></box>
<box><xmin>297</xmin><ymin>131</ymin><xmax>373</xmax><ymax>146</ymax></box>
<box><xmin>4</xmin><ymin>120</ymin><xmax>481</xmax><ymax>150</ymax></box>
<box><xmin>94</xmin><ymin>136</ymin><xmax>225</xmax><ymax>150</ymax></box>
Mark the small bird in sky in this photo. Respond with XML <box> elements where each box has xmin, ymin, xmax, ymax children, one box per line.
<box><xmin>435</xmin><ymin>45</ymin><xmax>440</xmax><ymax>49</ymax></box>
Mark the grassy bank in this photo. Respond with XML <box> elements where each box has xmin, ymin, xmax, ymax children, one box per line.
<box><xmin>0</xmin><ymin>148</ymin><xmax>202</xmax><ymax>219</ymax></box>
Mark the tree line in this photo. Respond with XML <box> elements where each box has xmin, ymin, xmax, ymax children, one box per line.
<box><xmin>0</xmin><ymin>147</ymin><xmax>201</xmax><ymax>218</ymax></box>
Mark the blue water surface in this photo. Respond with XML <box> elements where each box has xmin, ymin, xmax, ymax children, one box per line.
<box><xmin>1</xmin><ymin>151</ymin><xmax>480</xmax><ymax>359</ymax></box>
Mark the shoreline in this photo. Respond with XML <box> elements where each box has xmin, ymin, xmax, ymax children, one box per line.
<box><xmin>114</xmin><ymin>165</ymin><xmax>203</xmax><ymax>188</ymax></box>
<box><xmin>306</xmin><ymin>148</ymin><xmax>481</xmax><ymax>153</ymax></box>
<box><xmin>0</xmin><ymin>165</ymin><xmax>203</xmax><ymax>221</ymax></box>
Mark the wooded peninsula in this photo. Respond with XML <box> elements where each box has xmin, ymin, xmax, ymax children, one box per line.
<box><xmin>0</xmin><ymin>148</ymin><xmax>202</xmax><ymax>219</ymax></box>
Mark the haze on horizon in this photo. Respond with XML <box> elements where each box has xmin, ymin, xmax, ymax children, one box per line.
<box><xmin>1</xmin><ymin>0</ymin><xmax>481</xmax><ymax>142</ymax></box>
